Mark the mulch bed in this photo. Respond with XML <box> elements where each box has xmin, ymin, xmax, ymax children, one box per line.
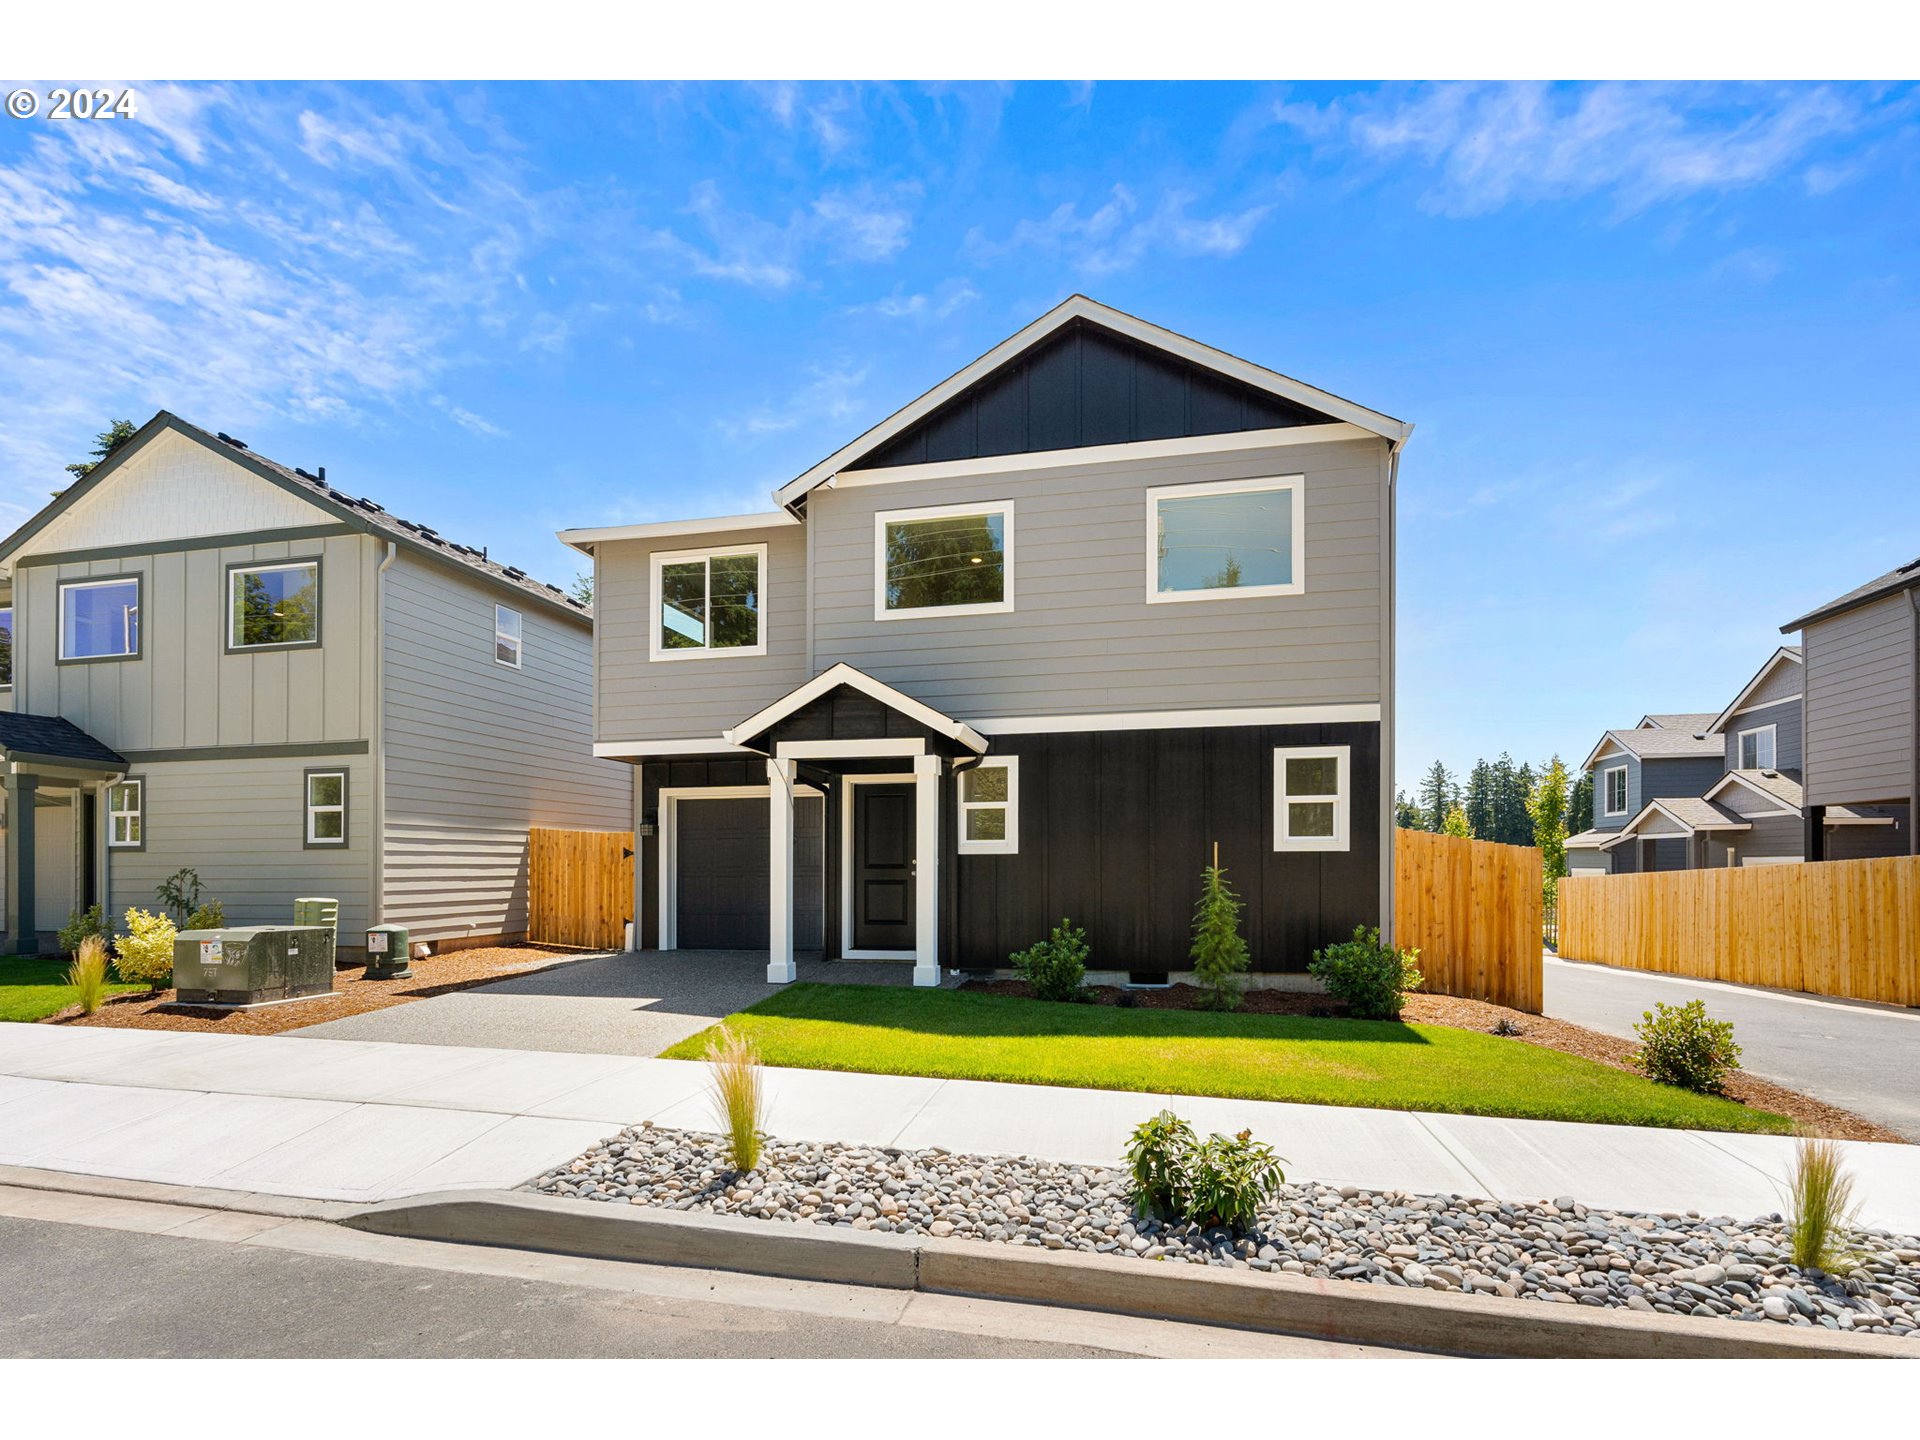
<box><xmin>42</xmin><ymin>944</ymin><xmax>598</xmax><ymax>1037</ymax></box>
<box><xmin>961</xmin><ymin>978</ymin><xmax>1903</xmax><ymax>1145</ymax></box>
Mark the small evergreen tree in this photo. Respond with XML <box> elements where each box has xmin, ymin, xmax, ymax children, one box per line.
<box><xmin>1463</xmin><ymin>760</ymin><xmax>1494</xmax><ymax>840</ymax></box>
<box><xmin>67</xmin><ymin>419</ymin><xmax>138</xmax><ymax>479</ymax></box>
<box><xmin>1189</xmin><ymin>844</ymin><xmax>1250</xmax><ymax>1011</ymax></box>
<box><xmin>1393</xmin><ymin>789</ymin><xmax>1427</xmax><ymax>830</ymax></box>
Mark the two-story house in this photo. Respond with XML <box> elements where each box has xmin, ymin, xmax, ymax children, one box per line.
<box><xmin>562</xmin><ymin>296</ymin><xmax>1410</xmax><ymax>987</ymax></box>
<box><xmin>1782</xmin><ymin>556</ymin><xmax>1917</xmax><ymax>860</ymax></box>
<box><xmin>1565</xmin><ymin>714</ymin><xmax>1728</xmax><ymax>874</ymax></box>
<box><xmin>0</xmin><ymin>412</ymin><xmax>629</xmax><ymax>957</ymax></box>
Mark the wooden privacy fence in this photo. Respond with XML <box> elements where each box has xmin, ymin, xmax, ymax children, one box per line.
<box><xmin>528</xmin><ymin>827</ymin><xmax>634</xmax><ymax>950</ymax></box>
<box><xmin>1560</xmin><ymin>857</ymin><xmax>1920</xmax><ymax>1006</ymax></box>
<box><xmin>1394</xmin><ymin>829</ymin><xmax>1544</xmax><ymax>1013</ymax></box>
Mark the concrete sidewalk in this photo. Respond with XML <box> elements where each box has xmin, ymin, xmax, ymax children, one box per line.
<box><xmin>3</xmin><ymin>1024</ymin><xmax>1918</xmax><ymax>1228</ymax></box>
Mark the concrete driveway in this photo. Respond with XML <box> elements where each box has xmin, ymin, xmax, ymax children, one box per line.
<box><xmin>1545</xmin><ymin>955</ymin><xmax>1920</xmax><ymax>1141</ymax></box>
<box><xmin>293</xmin><ymin>950</ymin><xmax>913</xmax><ymax>1058</ymax></box>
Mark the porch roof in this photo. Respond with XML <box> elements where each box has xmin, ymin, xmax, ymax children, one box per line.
<box><xmin>0</xmin><ymin>712</ymin><xmax>126</xmax><ymax>773</ymax></box>
<box><xmin>723</xmin><ymin>662</ymin><xmax>988</xmax><ymax>756</ymax></box>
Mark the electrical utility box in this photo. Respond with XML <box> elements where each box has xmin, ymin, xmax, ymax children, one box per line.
<box><xmin>173</xmin><ymin>926</ymin><xmax>338</xmax><ymax>1006</ymax></box>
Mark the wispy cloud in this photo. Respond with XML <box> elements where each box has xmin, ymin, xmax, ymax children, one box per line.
<box><xmin>968</xmin><ymin>184</ymin><xmax>1272</xmax><ymax>275</ymax></box>
<box><xmin>646</xmin><ymin>179</ymin><xmax>919</xmax><ymax>289</ymax></box>
<box><xmin>433</xmin><ymin>396</ymin><xmax>506</xmax><ymax>437</ymax></box>
<box><xmin>721</xmin><ymin>363</ymin><xmax>868</xmax><ymax>439</ymax></box>
<box><xmin>850</xmin><ymin>279</ymin><xmax>981</xmax><ymax>322</ymax></box>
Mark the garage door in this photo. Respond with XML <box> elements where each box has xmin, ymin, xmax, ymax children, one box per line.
<box><xmin>674</xmin><ymin>796</ymin><xmax>823</xmax><ymax>950</ymax></box>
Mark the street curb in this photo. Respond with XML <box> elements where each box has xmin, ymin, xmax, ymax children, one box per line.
<box><xmin>0</xmin><ymin>1164</ymin><xmax>359</xmax><ymax>1221</ymax></box>
<box><xmin>342</xmin><ymin>1190</ymin><xmax>1920</xmax><ymax>1359</ymax></box>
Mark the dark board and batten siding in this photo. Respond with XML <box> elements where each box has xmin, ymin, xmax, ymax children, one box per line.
<box><xmin>853</xmin><ymin>320</ymin><xmax>1336</xmax><ymax>471</ymax></box>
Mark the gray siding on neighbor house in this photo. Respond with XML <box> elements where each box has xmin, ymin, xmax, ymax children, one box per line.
<box><xmin>1745</xmin><ymin>656</ymin><xmax>1804</xmax><ymax>711</ymax></box>
<box><xmin>1567</xmin><ymin>847</ymin><xmax>1611</xmax><ymax>873</ymax></box>
<box><xmin>594</xmin><ymin>523</ymin><xmax>810</xmax><ymax>742</ymax></box>
<box><xmin>1723</xmin><ymin>697</ymin><xmax>1803</xmax><ymax>773</ymax></box>
<box><xmin>1591</xmin><ymin>752</ymin><xmax>1724</xmax><ymax>833</ymax></box>
<box><xmin>1803</xmin><ymin>592</ymin><xmax>1914</xmax><ymax>807</ymax></box>
<box><xmin>381</xmin><ymin>551</ymin><xmax>631</xmax><ymax>945</ymax></box>
<box><xmin>1711</xmin><ymin>813</ymin><xmax>1805</xmax><ymax>866</ymax></box>
<box><xmin>1827</xmin><ymin>806</ymin><xmax>1910</xmax><ymax>860</ymax></box>
<box><xmin>0</xmin><ymin>578</ymin><xmax>11</xmax><ymax>714</ymax></box>
<box><xmin>806</xmin><ymin>435</ymin><xmax>1390</xmax><ymax>720</ymax></box>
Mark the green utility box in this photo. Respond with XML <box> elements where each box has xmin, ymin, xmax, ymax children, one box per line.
<box><xmin>364</xmin><ymin>924</ymin><xmax>413</xmax><ymax>981</ymax></box>
<box><xmin>173</xmin><ymin>926</ymin><xmax>337</xmax><ymax>1006</ymax></box>
<box><xmin>293</xmin><ymin>897</ymin><xmax>341</xmax><ymax>967</ymax></box>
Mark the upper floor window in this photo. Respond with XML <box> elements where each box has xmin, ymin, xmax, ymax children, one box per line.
<box><xmin>875</xmin><ymin>502</ymin><xmax>1013</xmax><ymax>620</ymax></box>
<box><xmin>107</xmin><ymin>779</ymin><xmax>143</xmax><ymax>849</ymax></box>
<box><xmin>1273</xmin><ymin>745</ymin><xmax>1349</xmax><ymax>851</ymax></box>
<box><xmin>957</xmin><ymin>756</ymin><xmax>1019</xmax><ymax>855</ymax></box>
<box><xmin>1737</xmin><ymin>724</ymin><xmax>1777</xmax><ymax>770</ymax></box>
<box><xmin>0</xmin><ymin>606</ymin><xmax>12</xmax><ymax>688</ymax></box>
<box><xmin>228</xmin><ymin>561</ymin><xmax>319</xmax><ymax>651</ymax></box>
<box><xmin>1602</xmin><ymin>765</ymin><xmax>1629</xmax><ymax>817</ymax></box>
<box><xmin>59</xmin><ymin>576</ymin><xmax>140</xmax><ymax>661</ymax></box>
<box><xmin>494</xmin><ymin>604</ymin><xmax>523</xmax><ymax>668</ymax></box>
<box><xmin>650</xmin><ymin>544</ymin><xmax>766</xmax><ymax>660</ymax></box>
<box><xmin>1148</xmin><ymin>476</ymin><xmax>1304</xmax><ymax>603</ymax></box>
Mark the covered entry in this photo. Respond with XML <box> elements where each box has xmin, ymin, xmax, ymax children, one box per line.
<box><xmin>0</xmin><ymin>712</ymin><xmax>128</xmax><ymax>954</ymax></box>
<box><xmin>668</xmin><ymin>792</ymin><xmax>824</xmax><ymax>949</ymax></box>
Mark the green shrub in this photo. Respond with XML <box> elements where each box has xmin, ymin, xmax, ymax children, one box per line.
<box><xmin>1308</xmin><ymin>926</ymin><xmax>1423</xmax><ymax>1020</ymax></box>
<box><xmin>57</xmin><ymin>904</ymin><xmax>107</xmax><ymax>956</ymax></box>
<box><xmin>184</xmin><ymin>900</ymin><xmax>227</xmax><ymax>931</ymax></box>
<box><xmin>67</xmin><ymin>935</ymin><xmax>110</xmax><ymax>1015</ymax></box>
<box><xmin>113</xmin><ymin>907</ymin><xmax>178</xmax><ymax>988</ymax></box>
<box><xmin>155</xmin><ymin>868</ymin><xmax>202</xmax><ymax>926</ymax></box>
<box><xmin>1630</xmin><ymin>999</ymin><xmax>1740</xmax><ymax>1095</ymax></box>
<box><xmin>1189</xmin><ymin>854</ymin><xmax>1250</xmax><ymax>1011</ymax></box>
<box><xmin>1010</xmin><ymin>918</ymin><xmax>1090</xmax><ymax>1002</ymax></box>
<box><xmin>1125</xmin><ymin>1109</ymin><xmax>1286</xmax><ymax>1231</ymax></box>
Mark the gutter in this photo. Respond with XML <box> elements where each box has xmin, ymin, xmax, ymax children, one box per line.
<box><xmin>371</xmin><ymin>541</ymin><xmax>398</xmax><ymax>927</ymax></box>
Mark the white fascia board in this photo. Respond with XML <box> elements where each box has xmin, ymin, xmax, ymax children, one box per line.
<box><xmin>723</xmin><ymin>662</ymin><xmax>988</xmax><ymax>753</ymax></box>
<box><xmin>973</xmin><ymin>703</ymin><xmax>1380</xmax><ymax>736</ymax></box>
<box><xmin>775</xmin><ymin>737</ymin><xmax>927</xmax><ymax>759</ymax></box>
<box><xmin>773</xmin><ymin>295</ymin><xmax>1410</xmax><ymax>509</ymax></box>
<box><xmin>1582</xmin><ymin>733</ymin><xmax>1631</xmax><ymax>771</ymax></box>
<box><xmin>559</xmin><ymin>511</ymin><xmax>797</xmax><ymax>554</ymax></box>
<box><xmin>1704</xmin><ymin>647</ymin><xmax>1805</xmax><ymax>734</ymax></box>
<box><xmin>594</xmin><ymin>738</ymin><xmax>753</xmax><ymax>758</ymax></box>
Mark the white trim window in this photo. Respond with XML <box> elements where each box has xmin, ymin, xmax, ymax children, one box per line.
<box><xmin>1736</xmin><ymin>724</ymin><xmax>1777</xmax><ymax>770</ymax></box>
<box><xmin>305</xmin><ymin>770</ymin><xmax>347</xmax><ymax>846</ymax></box>
<box><xmin>649</xmin><ymin>544</ymin><xmax>767</xmax><ymax>660</ymax></box>
<box><xmin>107</xmin><ymin>779</ymin><xmax>143</xmax><ymax>848</ymax></box>
<box><xmin>1148</xmin><ymin>475</ymin><xmax>1304</xmax><ymax>603</ymax></box>
<box><xmin>59</xmin><ymin>576</ymin><xmax>141</xmax><ymax>659</ymax></box>
<box><xmin>874</xmin><ymin>502</ymin><xmax>1014</xmax><ymax>620</ymax></box>
<box><xmin>228</xmin><ymin>561</ymin><xmax>320</xmax><ymax>650</ymax></box>
<box><xmin>1273</xmin><ymin>745</ymin><xmax>1348</xmax><ymax>851</ymax></box>
<box><xmin>494</xmin><ymin>604</ymin><xmax>523</xmax><ymax>668</ymax></box>
<box><xmin>957</xmin><ymin>756</ymin><xmax>1019</xmax><ymax>854</ymax></box>
<box><xmin>1602</xmin><ymin>764</ymin><xmax>1629</xmax><ymax>817</ymax></box>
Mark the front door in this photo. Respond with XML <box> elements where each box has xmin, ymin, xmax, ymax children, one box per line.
<box><xmin>852</xmin><ymin>783</ymin><xmax>915</xmax><ymax>951</ymax></box>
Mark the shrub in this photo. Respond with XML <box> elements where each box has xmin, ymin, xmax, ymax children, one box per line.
<box><xmin>1010</xmin><ymin>917</ymin><xmax>1090</xmax><ymax>1002</ymax></box>
<box><xmin>57</xmin><ymin>904</ymin><xmax>107</xmax><ymax>956</ymax></box>
<box><xmin>1308</xmin><ymin>926</ymin><xmax>1423</xmax><ymax>1020</ymax></box>
<box><xmin>155</xmin><ymin>868</ymin><xmax>203</xmax><ymax>926</ymax></box>
<box><xmin>1629</xmin><ymin>999</ymin><xmax>1741</xmax><ymax>1095</ymax></box>
<box><xmin>66</xmin><ymin>935</ymin><xmax>110</xmax><ymax>1015</ymax></box>
<box><xmin>1189</xmin><ymin>853</ymin><xmax>1249</xmax><ymax>1011</ymax></box>
<box><xmin>705</xmin><ymin>1025</ymin><xmax>765</xmax><ymax>1173</ymax></box>
<box><xmin>1125</xmin><ymin>1109</ymin><xmax>1286</xmax><ymax>1231</ymax></box>
<box><xmin>113</xmin><ymin>907</ymin><xmax>178</xmax><ymax>988</ymax></box>
<box><xmin>184</xmin><ymin>900</ymin><xmax>227</xmax><ymax>931</ymax></box>
<box><xmin>1787</xmin><ymin>1136</ymin><xmax>1860</xmax><ymax>1273</ymax></box>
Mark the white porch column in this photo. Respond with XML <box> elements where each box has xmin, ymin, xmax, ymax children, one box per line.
<box><xmin>912</xmin><ymin>753</ymin><xmax>941</xmax><ymax>987</ymax></box>
<box><xmin>767</xmin><ymin>757</ymin><xmax>797</xmax><ymax>984</ymax></box>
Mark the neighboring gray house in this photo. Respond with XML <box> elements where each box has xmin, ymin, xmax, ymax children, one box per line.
<box><xmin>1782</xmin><ymin>557</ymin><xmax>1918</xmax><ymax>860</ymax></box>
<box><xmin>562</xmin><ymin>295</ymin><xmax>1410</xmax><ymax>986</ymax></box>
<box><xmin>1565</xmin><ymin>714</ymin><xmax>1727</xmax><ymax>874</ymax></box>
<box><xmin>0</xmin><ymin>412</ymin><xmax>629</xmax><ymax>956</ymax></box>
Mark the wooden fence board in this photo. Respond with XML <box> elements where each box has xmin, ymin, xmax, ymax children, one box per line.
<box><xmin>1558</xmin><ymin>857</ymin><xmax>1920</xmax><ymax>1007</ymax></box>
<box><xmin>1393</xmin><ymin>830</ymin><xmax>1543</xmax><ymax>1013</ymax></box>
<box><xmin>528</xmin><ymin>827</ymin><xmax>634</xmax><ymax>951</ymax></box>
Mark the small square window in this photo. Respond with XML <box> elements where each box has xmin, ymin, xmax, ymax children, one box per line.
<box><xmin>1737</xmin><ymin>726</ymin><xmax>1776</xmax><ymax>770</ymax></box>
<box><xmin>495</xmin><ymin>604</ymin><xmax>523</xmax><ymax>668</ymax></box>
<box><xmin>305</xmin><ymin>769</ymin><xmax>348</xmax><ymax>847</ymax></box>
<box><xmin>1273</xmin><ymin>746</ymin><xmax>1348</xmax><ymax>851</ymax></box>
<box><xmin>229</xmin><ymin>561</ymin><xmax>320</xmax><ymax>650</ymax></box>
<box><xmin>107</xmin><ymin>779</ymin><xmax>143</xmax><ymax>849</ymax></box>
<box><xmin>958</xmin><ymin>756</ymin><xmax>1019</xmax><ymax>855</ymax></box>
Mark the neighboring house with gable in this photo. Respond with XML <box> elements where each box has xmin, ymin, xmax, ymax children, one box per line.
<box><xmin>563</xmin><ymin>295</ymin><xmax>1410</xmax><ymax>986</ymax></box>
<box><xmin>1565</xmin><ymin>713</ymin><xmax>1727</xmax><ymax>874</ymax></box>
<box><xmin>0</xmin><ymin>411</ymin><xmax>628</xmax><ymax>956</ymax></box>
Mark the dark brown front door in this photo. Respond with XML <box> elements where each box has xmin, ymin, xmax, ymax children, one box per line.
<box><xmin>853</xmin><ymin>783</ymin><xmax>915</xmax><ymax>951</ymax></box>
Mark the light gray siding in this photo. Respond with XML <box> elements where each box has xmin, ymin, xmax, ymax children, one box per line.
<box><xmin>381</xmin><ymin>551</ymin><xmax>630</xmax><ymax>944</ymax></box>
<box><xmin>1566</xmin><ymin>847</ymin><xmax>1611</xmax><ymax>873</ymax></box>
<box><xmin>1803</xmin><ymin>592</ymin><xmax>1914</xmax><ymax>806</ymax></box>
<box><xmin>594</xmin><ymin>524</ymin><xmax>808</xmax><ymax>741</ymax></box>
<box><xmin>1723</xmin><ymin>697</ymin><xmax>1803</xmax><ymax>773</ymax></box>
<box><xmin>807</xmin><ymin>436</ymin><xmax>1390</xmax><ymax>720</ymax></box>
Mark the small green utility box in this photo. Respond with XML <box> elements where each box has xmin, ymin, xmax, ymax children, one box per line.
<box><xmin>173</xmin><ymin>926</ymin><xmax>337</xmax><ymax>1006</ymax></box>
<box><xmin>364</xmin><ymin>924</ymin><xmax>413</xmax><ymax>980</ymax></box>
<box><xmin>293</xmin><ymin>898</ymin><xmax>342</xmax><ymax>968</ymax></box>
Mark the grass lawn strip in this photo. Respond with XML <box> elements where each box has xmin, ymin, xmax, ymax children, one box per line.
<box><xmin>662</xmin><ymin>983</ymin><xmax>1796</xmax><ymax>1136</ymax></box>
<box><xmin>0</xmin><ymin>957</ymin><xmax>149</xmax><ymax>1023</ymax></box>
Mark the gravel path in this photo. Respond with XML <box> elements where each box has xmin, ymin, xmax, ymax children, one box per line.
<box><xmin>531</xmin><ymin>1124</ymin><xmax>1920</xmax><ymax>1335</ymax></box>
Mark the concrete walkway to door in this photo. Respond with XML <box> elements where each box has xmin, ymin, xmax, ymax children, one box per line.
<box><xmin>296</xmin><ymin>950</ymin><xmax>914</xmax><ymax>1058</ymax></box>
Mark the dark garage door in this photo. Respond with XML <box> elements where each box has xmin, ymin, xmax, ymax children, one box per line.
<box><xmin>674</xmin><ymin>796</ymin><xmax>823</xmax><ymax>950</ymax></box>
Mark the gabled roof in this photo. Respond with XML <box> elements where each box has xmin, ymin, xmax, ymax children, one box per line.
<box><xmin>771</xmin><ymin>295</ymin><xmax>1412</xmax><ymax>511</ymax></box>
<box><xmin>723</xmin><ymin>662</ymin><xmax>988</xmax><ymax>754</ymax></box>
<box><xmin>0</xmin><ymin>712</ymin><xmax>127</xmax><ymax>772</ymax></box>
<box><xmin>1618</xmin><ymin>796</ymin><xmax>1751</xmax><ymax>836</ymax></box>
<box><xmin>1704</xmin><ymin>647</ymin><xmax>1802</xmax><ymax>734</ymax></box>
<box><xmin>1706</xmin><ymin>768</ymin><xmax>1804</xmax><ymax>812</ymax></box>
<box><xmin>0</xmin><ymin>412</ymin><xmax>590</xmax><ymax>623</ymax></box>
<box><xmin>1640</xmin><ymin>712</ymin><xmax>1718</xmax><ymax>732</ymax></box>
<box><xmin>1583</xmin><ymin>723</ymin><xmax>1723</xmax><ymax>770</ymax></box>
<box><xmin>1782</xmin><ymin>556</ymin><xmax>1920</xmax><ymax>633</ymax></box>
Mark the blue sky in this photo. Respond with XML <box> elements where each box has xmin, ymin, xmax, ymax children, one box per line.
<box><xmin>2</xmin><ymin>80</ymin><xmax>1915</xmax><ymax>782</ymax></box>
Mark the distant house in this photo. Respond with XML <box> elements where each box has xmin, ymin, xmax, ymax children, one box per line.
<box><xmin>1565</xmin><ymin>713</ymin><xmax>1727</xmax><ymax>874</ymax></box>
<box><xmin>0</xmin><ymin>412</ymin><xmax>629</xmax><ymax>956</ymax></box>
<box><xmin>1781</xmin><ymin>557</ymin><xmax>1917</xmax><ymax>860</ymax></box>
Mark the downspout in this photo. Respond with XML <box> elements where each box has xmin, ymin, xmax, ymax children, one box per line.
<box><xmin>371</xmin><ymin>541</ymin><xmax>398</xmax><ymax>928</ymax></box>
<box><xmin>1380</xmin><ymin>433</ymin><xmax>1406</xmax><ymax>945</ymax></box>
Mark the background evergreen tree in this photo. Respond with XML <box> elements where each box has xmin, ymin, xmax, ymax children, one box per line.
<box><xmin>1189</xmin><ymin>844</ymin><xmax>1250</xmax><ymax>1010</ymax></box>
<box><xmin>1417</xmin><ymin>761</ymin><xmax>1454</xmax><ymax>833</ymax></box>
<box><xmin>1569</xmin><ymin>772</ymin><xmax>1594</xmax><ymax>834</ymax></box>
<box><xmin>1393</xmin><ymin>789</ymin><xmax>1427</xmax><ymax>830</ymax></box>
<box><xmin>66</xmin><ymin>419</ymin><xmax>138</xmax><ymax>479</ymax></box>
<box><xmin>1463</xmin><ymin>760</ymin><xmax>1494</xmax><ymax>840</ymax></box>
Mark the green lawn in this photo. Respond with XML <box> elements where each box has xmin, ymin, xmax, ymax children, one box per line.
<box><xmin>0</xmin><ymin>956</ymin><xmax>148</xmax><ymax>1024</ymax></box>
<box><xmin>662</xmin><ymin>983</ymin><xmax>1795</xmax><ymax>1135</ymax></box>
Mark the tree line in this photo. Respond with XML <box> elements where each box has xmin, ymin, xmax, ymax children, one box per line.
<box><xmin>1395</xmin><ymin>753</ymin><xmax>1594</xmax><ymax>887</ymax></box>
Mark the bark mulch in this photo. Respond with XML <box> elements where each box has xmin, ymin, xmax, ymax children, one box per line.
<box><xmin>961</xmin><ymin>977</ymin><xmax>1903</xmax><ymax>1144</ymax></box>
<box><xmin>43</xmin><ymin>945</ymin><xmax>598</xmax><ymax>1037</ymax></box>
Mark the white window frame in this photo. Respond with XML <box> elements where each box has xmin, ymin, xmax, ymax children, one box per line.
<box><xmin>58</xmin><ymin>575</ymin><xmax>141</xmax><ymax>660</ymax></box>
<box><xmin>1146</xmin><ymin>474</ymin><xmax>1305</xmax><ymax>604</ymax></box>
<box><xmin>957</xmin><ymin>755</ymin><xmax>1019</xmax><ymax>855</ymax></box>
<box><xmin>1736</xmin><ymin>723</ymin><xmax>1777</xmax><ymax>771</ymax></box>
<box><xmin>494</xmin><ymin>604</ymin><xmax>523</xmax><ymax>669</ymax></box>
<box><xmin>1602</xmin><ymin>764</ymin><xmax>1629</xmax><ymax>817</ymax></box>
<box><xmin>227</xmin><ymin>560</ymin><xmax>321</xmax><ymax>651</ymax></box>
<box><xmin>1272</xmin><ymin>744</ymin><xmax>1349</xmax><ymax>852</ymax></box>
<box><xmin>107</xmin><ymin>778</ymin><xmax>143</xmax><ymax>849</ymax></box>
<box><xmin>305</xmin><ymin>769</ymin><xmax>348</xmax><ymax>847</ymax></box>
<box><xmin>648</xmin><ymin>543</ymin><xmax>769</xmax><ymax>661</ymax></box>
<box><xmin>873</xmin><ymin>501</ymin><xmax>1015</xmax><ymax>621</ymax></box>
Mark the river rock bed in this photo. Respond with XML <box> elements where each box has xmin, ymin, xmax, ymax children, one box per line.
<box><xmin>528</xmin><ymin>1123</ymin><xmax>1920</xmax><ymax>1335</ymax></box>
